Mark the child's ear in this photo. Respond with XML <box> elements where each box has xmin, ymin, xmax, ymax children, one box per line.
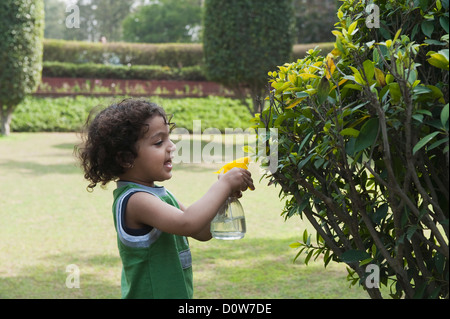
<box><xmin>116</xmin><ymin>151</ymin><xmax>135</xmax><ymax>169</ymax></box>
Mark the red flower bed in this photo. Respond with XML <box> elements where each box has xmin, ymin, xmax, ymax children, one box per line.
<box><xmin>35</xmin><ymin>77</ymin><xmax>238</xmax><ymax>98</ymax></box>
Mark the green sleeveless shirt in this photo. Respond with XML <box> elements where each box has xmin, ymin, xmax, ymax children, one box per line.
<box><xmin>112</xmin><ymin>181</ymin><xmax>193</xmax><ymax>299</ymax></box>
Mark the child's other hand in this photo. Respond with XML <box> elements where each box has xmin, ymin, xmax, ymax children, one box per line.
<box><xmin>219</xmin><ymin>167</ymin><xmax>255</xmax><ymax>197</ymax></box>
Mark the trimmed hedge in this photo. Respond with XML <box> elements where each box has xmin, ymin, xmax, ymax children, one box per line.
<box><xmin>44</xmin><ymin>39</ymin><xmax>334</xmax><ymax>69</ymax></box>
<box><xmin>11</xmin><ymin>96</ymin><xmax>252</xmax><ymax>133</ymax></box>
<box><xmin>42</xmin><ymin>40</ymin><xmax>334</xmax><ymax>82</ymax></box>
<box><xmin>43</xmin><ymin>39</ymin><xmax>204</xmax><ymax>67</ymax></box>
<box><xmin>42</xmin><ymin>61</ymin><xmax>207</xmax><ymax>81</ymax></box>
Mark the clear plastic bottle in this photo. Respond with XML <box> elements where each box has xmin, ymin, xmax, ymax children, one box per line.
<box><xmin>210</xmin><ymin>197</ymin><xmax>246</xmax><ymax>240</ymax></box>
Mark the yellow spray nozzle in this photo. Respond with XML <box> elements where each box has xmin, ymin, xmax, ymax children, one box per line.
<box><xmin>214</xmin><ymin>157</ymin><xmax>250</xmax><ymax>174</ymax></box>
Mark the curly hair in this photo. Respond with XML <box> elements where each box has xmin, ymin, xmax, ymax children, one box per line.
<box><xmin>76</xmin><ymin>98</ymin><xmax>173</xmax><ymax>191</ymax></box>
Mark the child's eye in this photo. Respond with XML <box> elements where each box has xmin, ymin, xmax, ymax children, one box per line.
<box><xmin>155</xmin><ymin>140</ymin><xmax>163</xmax><ymax>146</ymax></box>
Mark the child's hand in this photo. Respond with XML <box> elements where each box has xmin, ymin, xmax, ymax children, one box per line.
<box><xmin>219</xmin><ymin>167</ymin><xmax>255</xmax><ymax>197</ymax></box>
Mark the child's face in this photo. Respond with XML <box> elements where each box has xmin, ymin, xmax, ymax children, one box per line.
<box><xmin>124</xmin><ymin>115</ymin><xmax>176</xmax><ymax>187</ymax></box>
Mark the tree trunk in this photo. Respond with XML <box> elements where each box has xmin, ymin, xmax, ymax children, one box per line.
<box><xmin>0</xmin><ymin>104</ymin><xmax>14</xmax><ymax>136</ymax></box>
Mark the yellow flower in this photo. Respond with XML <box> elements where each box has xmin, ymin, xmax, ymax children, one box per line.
<box><xmin>214</xmin><ymin>157</ymin><xmax>250</xmax><ymax>174</ymax></box>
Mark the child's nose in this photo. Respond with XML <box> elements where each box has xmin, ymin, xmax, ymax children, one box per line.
<box><xmin>168</xmin><ymin>139</ymin><xmax>176</xmax><ymax>153</ymax></box>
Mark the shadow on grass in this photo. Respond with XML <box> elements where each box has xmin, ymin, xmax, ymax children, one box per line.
<box><xmin>0</xmin><ymin>236</ymin><xmax>369</xmax><ymax>299</ymax></box>
<box><xmin>0</xmin><ymin>159</ymin><xmax>81</xmax><ymax>176</ymax></box>
<box><xmin>53</xmin><ymin>142</ymin><xmax>78</xmax><ymax>151</ymax></box>
<box><xmin>0</xmin><ymin>251</ymin><xmax>121</xmax><ymax>299</ymax></box>
<box><xmin>191</xmin><ymin>237</ymin><xmax>370</xmax><ymax>299</ymax></box>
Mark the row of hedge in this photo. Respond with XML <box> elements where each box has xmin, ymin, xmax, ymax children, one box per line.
<box><xmin>12</xmin><ymin>96</ymin><xmax>252</xmax><ymax>133</ymax></box>
<box><xmin>43</xmin><ymin>39</ymin><xmax>204</xmax><ymax>67</ymax></box>
<box><xmin>44</xmin><ymin>39</ymin><xmax>334</xmax><ymax>68</ymax></box>
<box><xmin>43</xmin><ymin>61</ymin><xmax>207</xmax><ymax>81</ymax></box>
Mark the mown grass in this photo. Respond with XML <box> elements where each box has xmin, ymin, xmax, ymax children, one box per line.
<box><xmin>0</xmin><ymin>132</ymin><xmax>370</xmax><ymax>299</ymax></box>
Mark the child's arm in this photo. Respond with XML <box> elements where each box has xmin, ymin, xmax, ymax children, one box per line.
<box><xmin>177</xmin><ymin>201</ymin><xmax>212</xmax><ymax>241</ymax></box>
<box><xmin>125</xmin><ymin>167</ymin><xmax>254</xmax><ymax>238</ymax></box>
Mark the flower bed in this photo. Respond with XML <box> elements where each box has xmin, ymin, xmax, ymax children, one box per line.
<box><xmin>35</xmin><ymin>77</ymin><xmax>238</xmax><ymax>98</ymax></box>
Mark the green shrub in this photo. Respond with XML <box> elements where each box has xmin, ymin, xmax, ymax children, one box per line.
<box><xmin>203</xmin><ymin>0</ymin><xmax>294</xmax><ymax>114</ymax></box>
<box><xmin>293</xmin><ymin>0</ymin><xmax>337</xmax><ymax>44</ymax></box>
<box><xmin>11</xmin><ymin>96</ymin><xmax>251</xmax><ymax>133</ymax></box>
<box><xmin>42</xmin><ymin>61</ymin><xmax>207</xmax><ymax>81</ymax></box>
<box><xmin>0</xmin><ymin>0</ymin><xmax>45</xmax><ymax>135</ymax></box>
<box><xmin>43</xmin><ymin>39</ymin><xmax>204</xmax><ymax>68</ymax></box>
<box><xmin>253</xmin><ymin>0</ymin><xmax>448</xmax><ymax>299</ymax></box>
<box><xmin>122</xmin><ymin>0</ymin><xmax>202</xmax><ymax>44</ymax></box>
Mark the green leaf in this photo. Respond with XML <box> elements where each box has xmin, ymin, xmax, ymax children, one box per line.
<box><xmin>359</xmin><ymin>258</ymin><xmax>373</xmax><ymax>267</ymax></box>
<box><xmin>340</xmin><ymin>128</ymin><xmax>360</xmax><ymax>137</ymax></box>
<box><xmin>349</xmin><ymin>66</ymin><xmax>365</xmax><ymax>85</ymax></box>
<box><xmin>302</xmin><ymin>229</ymin><xmax>308</xmax><ymax>243</ymax></box>
<box><xmin>421</xmin><ymin>20</ymin><xmax>434</xmax><ymax>37</ymax></box>
<box><xmin>393</xmin><ymin>28</ymin><xmax>402</xmax><ymax>43</ymax></box>
<box><xmin>428</xmin><ymin>52</ymin><xmax>450</xmax><ymax>70</ymax></box>
<box><xmin>362</xmin><ymin>60</ymin><xmax>375</xmax><ymax>82</ymax></box>
<box><xmin>379</xmin><ymin>27</ymin><xmax>391</xmax><ymax>40</ymax></box>
<box><xmin>340</xmin><ymin>249</ymin><xmax>370</xmax><ymax>263</ymax></box>
<box><xmin>412</xmin><ymin>114</ymin><xmax>424</xmax><ymax>123</ymax></box>
<box><xmin>317</xmin><ymin>77</ymin><xmax>329</xmax><ymax>105</ymax></box>
<box><xmin>305</xmin><ymin>250</ymin><xmax>314</xmax><ymax>265</ymax></box>
<box><xmin>343</xmin><ymin>82</ymin><xmax>363</xmax><ymax>91</ymax></box>
<box><xmin>296</xmin><ymin>91</ymin><xmax>309</xmax><ymax>99</ymax></box>
<box><xmin>298</xmin><ymin>131</ymin><xmax>313</xmax><ymax>153</ymax></box>
<box><xmin>441</xmin><ymin>103</ymin><xmax>449</xmax><ymax>128</ymax></box>
<box><xmin>440</xmin><ymin>16</ymin><xmax>449</xmax><ymax>33</ymax></box>
<box><xmin>418</xmin><ymin>0</ymin><xmax>429</xmax><ymax>11</ymax></box>
<box><xmin>443</xmin><ymin>0</ymin><xmax>449</xmax><ymax>9</ymax></box>
<box><xmin>372</xmin><ymin>203</ymin><xmax>388</xmax><ymax>225</ymax></box>
<box><xmin>289</xmin><ymin>242</ymin><xmax>302</xmax><ymax>249</ymax></box>
<box><xmin>413</xmin><ymin>85</ymin><xmax>432</xmax><ymax>95</ymax></box>
<box><xmin>354</xmin><ymin>118</ymin><xmax>379</xmax><ymax>153</ymax></box>
<box><xmin>424</xmin><ymin>39</ymin><xmax>447</xmax><ymax>45</ymax></box>
<box><xmin>336</xmin><ymin>36</ymin><xmax>345</xmax><ymax>55</ymax></box>
<box><xmin>428</xmin><ymin>138</ymin><xmax>448</xmax><ymax>151</ymax></box>
<box><xmin>389</xmin><ymin>82</ymin><xmax>402</xmax><ymax>103</ymax></box>
<box><xmin>415</xmin><ymin>109</ymin><xmax>432</xmax><ymax>117</ymax></box>
<box><xmin>413</xmin><ymin>131</ymin><xmax>440</xmax><ymax>154</ymax></box>
<box><xmin>297</xmin><ymin>153</ymin><xmax>314</xmax><ymax>170</ymax></box>
<box><xmin>348</xmin><ymin>21</ymin><xmax>358</xmax><ymax>36</ymax></box>
<box><xmin>439</xmin><ymin>49</ymin><xmax>449</xmax><ymax>61</ymax></box>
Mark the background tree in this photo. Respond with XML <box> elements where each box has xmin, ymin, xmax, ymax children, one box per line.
<box><xmin>43</xmin><ymin>0</ymin><xmax>67</xmax><ymax>40</ymax></box>
<box><xmin>0</xmin><ymin>0</ymin><xmax>45</xmax><ymax>136</ymax></box>
<box><xmin>253</xmin><ymin>0</ymin><xmax>448</xmax><ymax>298</ymax></box>
<box><xmin>203</xmin><ymin>0</ymin><xmax>294</xmax><ymax>115</ymax></box>
<box><xmin>292</xmin><ymin>0</ymin><xmax>337</xmax><ymax>44</ymax></box>
<box><xmin>44</xmin><ymin>0</ymin><xmax>135</xmax><ymax>42</ymax></box>
<box><xmin>122</xmin><ymin>0</ymin><xmax>203</xmax><ymax>43</ymax></box>
<box><xmin>90</xmin><ymin>0</ymin><xmax>135</xmax><ymax>42</ymax></box>
<box><xmin>66</xmin><ymin>0</ymin><xmax>135</xmax><ymax>42</ymax></box>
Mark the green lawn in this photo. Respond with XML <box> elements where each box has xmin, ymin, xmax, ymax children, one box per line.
<box><xmin>0</xmin><ymin>132</ymin><xmax>369</xmax><ymax>299</ymax></box>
